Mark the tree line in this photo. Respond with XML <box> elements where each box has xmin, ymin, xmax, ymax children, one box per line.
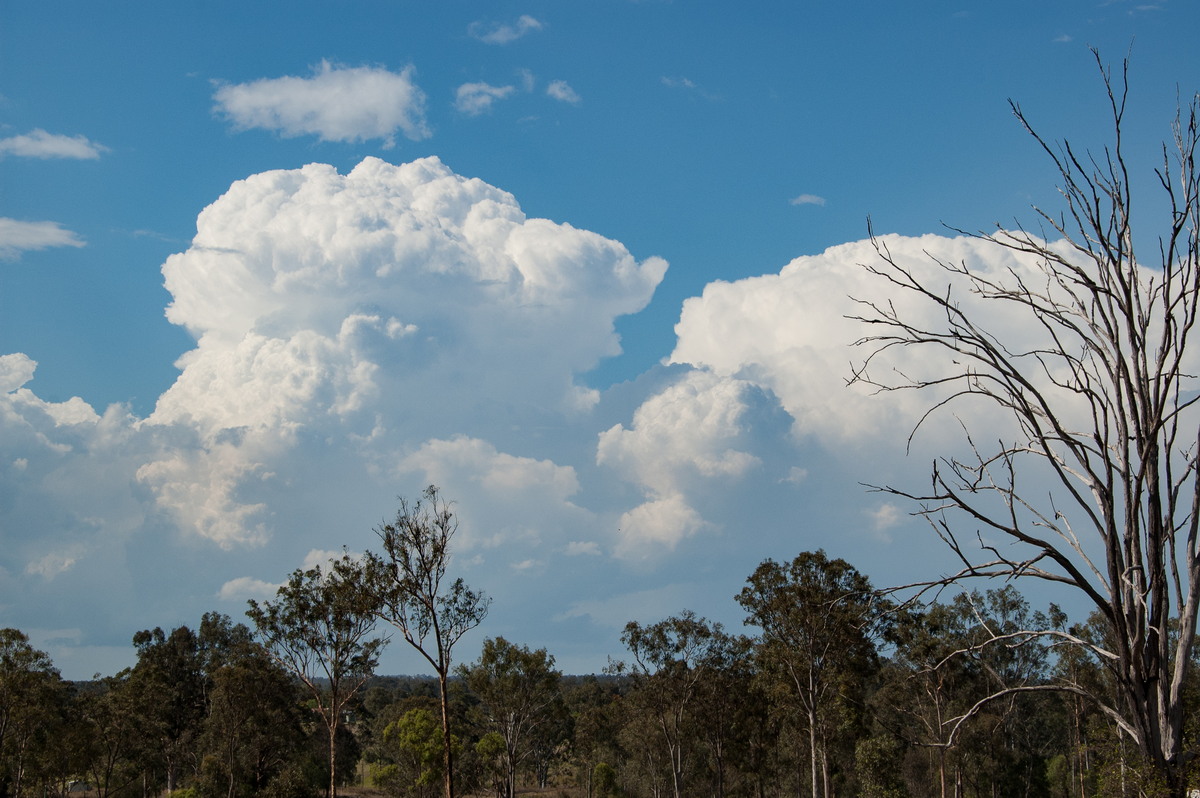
<box><xmin>2</xmin><ymin>538</ymin><xmax>1197</xmax><ymax>798</ymax></box>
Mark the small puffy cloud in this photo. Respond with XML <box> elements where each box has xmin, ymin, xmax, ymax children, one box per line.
<box><xmin>455</xmin><ymin>82</ymin><xmax>516</xmax><ymax>116</ymax></box>
<box><xmin>868</xmin><ymin>502</ymin><xmax>904</xmax><ymax>535</ymax></box>
<box><xmin>546</xmin><ymin>80</ymin><xmax>581</xmax><ymax>104</ymax></box>
<box><xmin>469</xmin><ymin>15</ymin><xmax>544</xmax><ymax>44</ymax></box>
<box><xmin>0</xmin><ymin>129</ymin><xmax>107</xmax><ymax>159</ymax></box>
<box><xmin>217</xmin><ymin>576</ymin><xmax>280</xmax><ymax>601</ymax></box>
<box><xmin>790</xmin><ymin>193</ymin><xmax>826</xmax><ymax>207</ymax></box>
<box><xmin>213</xmin><ymin>61</ymin><xmax>430</xmax><ymax>146</ymax></box>
<box><xmin>0</xmin><ymin>218</ymin><xmax>85</xmax><ymax>259</ymax></box>
<box><xmin>564</xmin><ymin>540</ymin><xmax>600</xmax><ymax>556</ymax></box>
<box><xmin>25</xmin><ymin>548</ymin><xmax>79</xmax><ymax>579</ymax></box>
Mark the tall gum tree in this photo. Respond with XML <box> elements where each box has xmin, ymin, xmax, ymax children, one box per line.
<box><xmin>849</xmin><ymin>54</ymin><xmax>1200</xmax><ymax>794</ymax></box>
<box><xmin>247</xmin><ymin>556</ymin><xmax>385</xmax><ymax>798</ymax></box>
<box><xmin>361</xmin><ymin>486</ymin><xmax>490</xmax><ymax>798</ymax></box>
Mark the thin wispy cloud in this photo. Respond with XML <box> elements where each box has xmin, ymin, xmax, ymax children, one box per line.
<box><xmin>469</xmin><ymin>15</ymin><xmax>544</xmax><ymax>45</ymax></box>
<box><xmin>661</xmin><ymin>76</ymin><xmax>720</xmax><ymax>101</ymax></box>
<box><xmin>0</xmin><ymin>218</ymin><xmax>85</xmax><ymax>259</ymax></box>
<box><xmin>0</xmin><ymin>129</ymin><xmax>108</xmax><ymax>159</ymax></box>
<box><xmin>790</xmin><ymin>193</ymin><xmax>827</xmax><ymax>207</ymax></box>
<box><xmin>455</xmin><ymin>82</ymin><xmax>517</xmax><ymax>115</ymax></box>
<box><xmin>213</xmin><ymin>61</ymin><xmax>430</xmax><ymax>146</ymax></box>
<box><xmin>546</xmin><ymin>80</ymin><xmax>581</xmax><ymax>104</ymax></box>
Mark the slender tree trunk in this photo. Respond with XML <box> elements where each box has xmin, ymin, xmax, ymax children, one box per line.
<box><xmin>439</xmin><ymin>671</ymin><xmax>454</xmax><ymax>798</ymax></box>
<box><xmin>328</xmin><ymin>715</ymin><xmax>338</xmax><ymax>798</ymax></box>
<box><xmin>808</xmin><ymin>711</ymin><xmax>819</xmax><ymax>798</ymax></box>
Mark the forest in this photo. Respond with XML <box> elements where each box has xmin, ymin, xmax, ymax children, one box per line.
<box><xmin>0</xmin><ymin>545</ymin><xmax>1196</xmax><ymax>798</ymax></box>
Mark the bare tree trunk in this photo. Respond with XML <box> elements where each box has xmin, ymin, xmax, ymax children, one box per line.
<box><xmin>439</xmin><ymin>671</ymin><xmax>454</xmax><ymax>798</ymax></box>
<box><xmin>328</xmin><ymin>716</ymin><xmax>338</xmax><ymax>798</ymax></box>
<box><xmin>808</xmin><ymin>712</ymin><xmax>819</xmax><ymax>798</ymax></box>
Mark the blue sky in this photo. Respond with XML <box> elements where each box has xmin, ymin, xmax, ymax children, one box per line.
<box><xmin>1</xmin><ymin>0</ymin><xmax>1197</xmax><ymax>680</ymax></box>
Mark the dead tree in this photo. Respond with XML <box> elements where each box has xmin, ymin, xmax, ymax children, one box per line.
<box><xmin>850</xmin><ymin>53</ymin><xmax>1200</xmax><ymax>794</ymax></box>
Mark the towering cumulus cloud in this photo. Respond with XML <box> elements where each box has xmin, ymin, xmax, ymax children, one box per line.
<box><xmin>143</xmin><ymin>156</ymin><xmax>665</xmax><ymax>548</ymax></box>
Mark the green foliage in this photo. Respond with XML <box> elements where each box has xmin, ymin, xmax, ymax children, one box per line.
<box><xmin>855</xmin><ymin>735</ymin><xmax>909</xmax><ymax>798</ymax></box>
<box><xmin>737</xmin><ymin>550</ymin><xmax>883</xmax><ymax>798</ymax></box>
<box><xmin>592</xmin><ymin>762</ymin><xmax>620</xmax><ymax>798</ymax></box>
<box><xmin>379</xmin><ymin>708</ymin><xmax>447</xmax><ymax>796</ymax></box>
<box><xmin>459</xmin><ymin>637</ymin><xmax>565</xmax><ymax>798</ymax></box>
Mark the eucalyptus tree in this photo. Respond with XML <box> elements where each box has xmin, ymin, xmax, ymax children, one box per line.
<box><xmin>361</xmin><ymin>486</ymin><xmax>490</xmax><ymax>798</ymax></box>
<box><xmin>459</xmin><ymin>637</ymin><xmax>563</xmax><ymax>798</ymax></box>
<box><xmin>0</xmin><ymin>630</ymin><xmax>69</xmax><ymax>798</ymax></box>
<box><xmin>247</xmin><ymin>555</ymin><xmax>386</xmax><ymax>798</ymax></box>
<box><xmin>199</xmin><ymin>647</ymin><xmax>306</xmax><ymax>798</ymax></box>
<box><xmin>128</xmin><ymin>625</ymin><xmax>207</xmax><ymax>792</ymax></box>
<box><xmin>849</xmin><ymin>53</ymin><xmax>1200</xmax><ymax>794</ymax></box>
<box><xmin>737</xmin><ymin>551</ymin><xmax>883</xmax><ymax>798</ymax></box>
<box><xmin>617</xmin><ymin>610</ymin><xmax>726</xmax><ymax>798</ymax></box>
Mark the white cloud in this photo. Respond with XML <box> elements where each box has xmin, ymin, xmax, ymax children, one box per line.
<box><xmin>564</xmin><ymin>541</ymin><xmax>601</xmax><ymax>556</ymax></box>
<box><xmin>0</xmin><ymin>218</ymin><xmax>85</xmax><ymax>259</ymax></box>
<box><xmin>25</xmin><ymin>549</ymin><xmax>79</xmax><ymax>579</ymax></box>
<box><xmin>396</xmin><ymin>436</ymin><xmax>588</xmax><ymax>551</ymax></box>
<box><xmin>455</xmin><ymin>82</ymin><xmax>516</xmax><ymax>116</ymax></box>
<box><xmin>873</xmin><ymin>504</ymin><xmax>902</xmax><ymax>535</ymax></box>
<box><xmin>0</xmin><ymin>129</ymin><xmax>107</xmax><ymax>159</ymax></box>
<box><xmin>613</xmin><ymin>493</ymin><xmax>710</xmax><ymax>560</ymax></box>
<box><xmin>665</xmin><ymin>233</ymin><xmax>1141</xmax><ymax>490</ymax></box>
<box><xmin>598</xmin><ymin>370</ymin><xmax>761</xmax><ymax>559</ymax></box>
<box><xmin>217</xmin><ymin>576</ymin><xmax>280</xmax><ymax>601</ymax></box>
<box><xmin>140</xmin><ymin>156</ymin><xmax>662</xmax><ymax>549</ymax></box>
<box><xmin>0</xmin><ymin>353</ymin><xmax>37</xmax><ymax>392</ymax></box>
<box><xmin>790</xmin><ymin>193</ymin><xmax>826</xmax><ymax>207</ymax></box>
<box><xmin>598</xmin><ymin>370</ymin><xmax>761</xmax><ymax>495</ymax></box>
<box><xmin>546</xmin><ymin>80</ymin><xmax>581</xmax><ymax>104</ymax></box>
<box><xmin>213</xmin><ymin>61</ymin><xmax>430</xmax><ymax>146</ymax></box>
<box><xmin>468</xmin><ymin>15</ymin><xmax>544</xmax><ymax>44</ymax></box>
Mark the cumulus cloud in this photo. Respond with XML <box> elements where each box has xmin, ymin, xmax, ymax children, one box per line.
<box><xmin>0</xmin><ymin>354</ymin><xmax>37</xmax><ymax>392</ymax></box>
<box><xmin>395</xmin><ymin>436</ymin><xmax>589</xmax><ymax>552</ymax></box>
<box><xmin>546</xmin><ymin>80</ymin><xmax>581</xmax><ymax>104</ymax></box>
<box><xmin>213</xmin><ymin>61</ymin><xmax>430</xmax><ymax>146</ymax></box>
<box><xmin>663</xmin><ymin>232</ymin><xmax>1153</xmax><ymax>500</ymax></box>
<box><xmin>0</xmin><ymin>218</ymin><xmax>85</xmax><ymax>259</ymax></box>
<box><xmin>469</xmin><ymin>15</ymin><xmax>544</xmax><ymax>44</ymax></box>
<box><xmin>598</xmin><ymin>370</ymin><xmax>762</xmax><ymax>559</ymax></box>
<box><xmin>141</xmin><ymin>156</ymin><xmax>663</xmax><ymax>549</ymax></box>
<box><xmin>0</xmin><ymin>129</ymin><xmax>107</xmax><ymax>159</ymax></box>
<box><xmin>455</xmin><ymin>82</ymin><xmax>517</xmax><ymax>115</ymax></box>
